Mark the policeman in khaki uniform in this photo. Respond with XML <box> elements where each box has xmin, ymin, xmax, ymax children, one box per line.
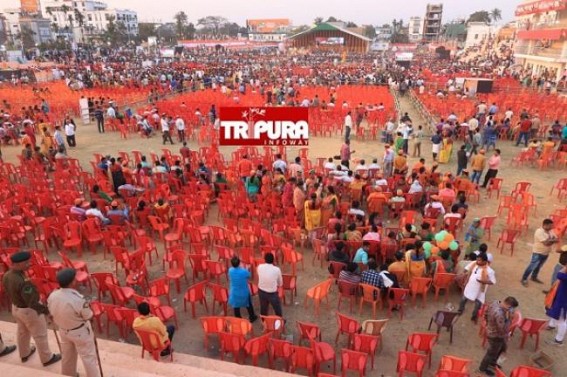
<box><xmin>48</xmin><ymin>268</ymin><xmax>101</xmax><ymax>377</ymax></box>
<box><xmin>2</xmin><ymin>251</ymin><xmax>61</xmax><ymax>366</ymax></box>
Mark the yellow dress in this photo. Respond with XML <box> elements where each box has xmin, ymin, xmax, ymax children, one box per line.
<box><xmin>405</xmin><ymin>251</ymin><xmax>426</xmax><ymax>278</ymax></box>
<box><xmin>304</xmin><ymin>201</ymin><xmax>321</xmax><ymax>231</ymax></box>
<box><xmin>438</xmin><ymin>138</ymin><xmax>453</xmax><ymax>164</ymax></box>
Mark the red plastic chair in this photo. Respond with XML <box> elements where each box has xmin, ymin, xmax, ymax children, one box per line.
<box><xmin>208</xmin><ymin>282</ymin><xmax>229</xmax><ymax>316</ymax></box>
<box><xmin>340</xmin><ymin>348</ymin><xmax>368</xmax><ymax>377</ymax></box>
<box><xmin>388</xmin><ymin>288</ymin><xmax>410</xmax><ymax>320</ymax></box>
<box><xmin>219</xmin><ymin>331</ymin><xmax>245</xmax><ymax>364</ymax></box>
<box><xmin>406</xmin><ymin>332</ymin><xmax>438</xmax><ymax>368</ymax></box>
<box><xmin>397</xmin><ymin>350</ymin><xmax>426</xmax><ymax>377</ymax></box>
<box><xmin>432</xmin><ymin>273</ymin><xmax>456</xmax><ymax>302</ymax></box>
<box><xmin>205</xmin><ymin>259</ymin><xmax>228</xmax><ymax>283</ymax></box>
<box><xmin>268</xmin><ymin>337</ymin><xmax>293</xmax><ymax>371</ymax></box>
<box><xmin>518</xmin><ymin>318</ymin><xmax>548</xmax><ymax>351</ymax></box>
<box><xmin>310</xmin><ymin>339</ymin><xmax>337</xmax><ymax>375</ymax></box>
<box><xmin>437</xmin><ymin>355</ymin><xmax>471</xmax><ymax>373</ymax></box>
<box><xmin>409</xmin><ymin>277</ymin><xmax>432</xmax><ymax>308</ymax></box>
<box><xmin>304</xmin><ymin>278</ymin><xmax>333</xmax><ymax>316</ymax></box>
<box><xmin>106</xmin><ymin>282</ymin><xmax>134</xmax><ymax>306</ymax></box>
<box><xmin>134</xmin><ymin>328</ymin><xmax>173</xmax><ymax>362</ymax></box>
<box><xmin>297</xmin><ymin>321</ymin><xmax>322</xmax><ymax>345</ymax></box>
<box><xmin>188</xmin><ymin>253</ymin><xmax>207</xmax><ymax>282</ymax></box>
<box><xmin>244</xmin><ymin>332</ymin><xmax>271</xmax><ymax>366</ymax></box>
<box><xmin>166</xmin><ymin>250</ymin><xmax>188</xmax><ymax>293</ymax></box>
<box><xmin>199</xmin><ymin>316</ymin><xmax>224</xmax><ymax>348</ymax></box>
<box><xmin>479</xmin><ymin>216</ymin><xmax>497</xmax><ymax>241</ymax></box>
<box><xmin>359</xmin><ymin>283</ymin><xmax>382</xmax><ymax>318</ymax></box>
<box><xmin>90</xmin><ymin>272</ymin><xmax>118</xmax><ymax>301</ymax></box>
<box><xmin>183</xmin><ymin>280</ymin><xmax>209</xmax><ymax>318</ymax></box>
<box><xmin>352</xmin><ymin>333</ymin><xmax>380</xmax><ymax>370</ymax></box>
<box><xmin>148</xmin><ymin>215</ymin><xmax>170</xmax><ymax>241</ymax></box>
<box><xmin>510</xmin><ymin>365</ymin><xmax>551</xmax><ymax>377</ymax></box>
<box><xmin>335</xmin><ymin>312</ymin><xmax>360</xmax><ymax>347</ymax></box>
<box><xmin>487</xmin><ymin>178</ymin><xmax>503</xmax><ymax>199</ymax></box>
<box><xmin>496</xmin><ymin>228</ymin><xmax>520</xmax><ymax>256</ymax></box>
<box><xmin>337</xmin><ymin>280</ymin><xmax>359</xmax><ymax>313</ymax></box>
<box><xmin>81</xmin><ymin>218</ymin><xmax>104</xmax><ymax>254</ymax></box>
<box><xmin>291</xmin><ymin>345</ymin><xmax>315</xmax><ymax>376</ymax></box>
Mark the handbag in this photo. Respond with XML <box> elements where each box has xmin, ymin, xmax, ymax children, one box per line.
<box><xmin>544</xmin><ymin>281</ymin><xmax>560</xmax><ymax>310</ymax></box>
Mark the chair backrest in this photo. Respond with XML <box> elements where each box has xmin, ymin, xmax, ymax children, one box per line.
<box><xmin>225</xmin><ymin>316</ymin><xmax>253</xmax><ymax>336</ymax></box>
<box><xmin>510</xmin><ymin>365</ymin><xmax>551</xmax><ymax>377</ymax></box>
<box><xmin>338</xmin><ymin>280</ymin><xmax>359</xmax><ymax>298</ymax></box>
<box><xmin>407</xmin><ymin>332</ymin><xmax>438</xmax><ymax>352</ymax></box>
<box><xmin>268</xmin><ymin>337</ymin><xmax>292</xmax><ymax>359</ymax></box>
<box><xmin>360</xmin><ymin>319</ymin><xmax>388</xmax><ymax>335</ymax></box>
<box><xmin>519</xmin><ymin>318</ymin><xmax>548</xmax><ymax>334</ymax></box>
<box><xmin>200</xmin><ymin>316</ymin><xmax>225</xmax><ymax>335</ymax></box>
<box><xmin>291</xmin><ymin>345</ymin><xmax>314</xmax><ymax>371</ymax></box>
<box><xmin>244</xmin><ymin>332</ymin><xmax>271</xmax><ymax>359</ymax></box>
<box><xmin>336</xmin><ymin>312</ymin><xmax>360</xmax><ymax>333</ymax></box>
<box><xmin>186</xmin><ymin>280</ymin><xmax>208</xmax><ymax>301</ymax></box>
<box><xmin>439</xmin><ymin>355</ymin><xmax>472</xmax><ymax>373</ymax></box>
<box><xmin>341</xmin><ymin>348</ymin><xmax>368</xmax><ymax>374</ymax></box>
<box><xmin>397</xmin><ymin>350</ymin><xmax>426</xmax><ymax>373</ymax></box>
<box><xmin>219</xmin><ymin>331</ymin><xmax>245</xmax><ymax>352</ymax></box>
<box><xmin>432</xmin><ymin>311</ymin><xmax>460</xmax><ymax>328</ymax></box>
<box><xmin>359</xmin><ymin>283</ymin><xmax>380</xmax><ymax>302</ymax></box>
<box><xmin>296</xmin><ymin>321</ymin><xmax>321</xmax><ymax>341</ymax></box>
<box><xmin>353</xmin><ymin>333</ymin><xmax>379</xmax><ymax>354</ymax></box>
<box><xmin>389</xmin><ymin>288</ymin><xmax>410</xmax><ymax>303</ymax></box>
<box><xmin>149</xmin><ymin>277</ymin><xmax>169</xmax><ymax>297</ymax></box>
<box><xmin>261</xmin><ymin>315</ymin><xmax>285</xmax><ymax>336</ymax></box>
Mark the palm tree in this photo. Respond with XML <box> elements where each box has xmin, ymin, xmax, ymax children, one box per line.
<box><xmin>490</xmin><ymin>8</ymin><xmax>502</xmax><ymax>24</ymax></box>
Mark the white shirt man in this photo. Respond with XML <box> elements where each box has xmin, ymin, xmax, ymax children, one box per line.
<box><xmin>504</xmin><ymin>109</ymin><xmax>513</xmax><ymax>121</ymax></box>
<box><xmin>424</xmin><ymin>200</ymin><xmax>446</xmax><ymax>215</ymax></box>
<box><xmin>64</xmin><ymin>122</ymin><xmax>75</xmax><ymax>137</ymax></box>
<box><xmin>408</xmin><ymin>180</ymin><xmax>423</xmax><ymax>194</ymax></box>
<box><xmin>477</xmin><ymin>102</ymin><xmax>487</xmax><ymax>115</ymax></box>
<box><xmin>175</xmin><ymin>117</ymin><xmax>185</xmax><ymax>131</ymax></box>
<box><xmin>257</xmin><ymin>254</ymin><xmax>283</xmax><ymax>316</ymax></box>
<box><xmin>348</xmin><ymin>208</ymin><xmax>365</xmax><ymax>217</ymax></box>
<box><xmin>272</xmin><ymin>158</ymin><xmax>287</xmax><ymax>173</ymax></box>
<box><xmin>323</xmin><ymin>161</ymin><xmax>336</xmax><ymax>170</ymax></box>
<box><xmin>160</xmin><ymin>118</ymin><xmax>170</xmax><ymax>133</ymax></box>
<box><xmin>368</xmin><ymin>160</ymin><xmax>381</xmax><ymax>170</ymax></box>
<box><xmin>462</xmin><ymin>259</ymin><xmax>496</xmax><ymax>309</ymax></box>
<box><xmin>385</xmin><ymin>120</ymin><xmax>395</xmax><ymax>134</ymax></box>
<box><xmin>300</xmin><ymin>98</ymin><xmax>310</xmax><ymax>107</ymax></box>
<box><xmin>106</xmin><ymin>106</ymin><xmax>116</xmax><ymax>118</ymax></box>
<box><xmin>344</xmin><ymin>113</ymin><xmax>353</xmax><ymax>129</ymax></box>
<box><xmin>85</xmin><ymin>207</ymin><xmax>108</xmax><ymax>224</ymax></box>
<box><xmin>354</xmin><ymin>163</ymin><xmax>368</xmax><ymax>172</ymax></box>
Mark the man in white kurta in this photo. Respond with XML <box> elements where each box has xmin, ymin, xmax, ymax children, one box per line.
<box><xmin>458</xmin><ymin>253</ymin><xmax>496</xmax><ymax>322</ymax></box>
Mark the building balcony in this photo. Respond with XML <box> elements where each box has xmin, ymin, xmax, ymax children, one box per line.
<box><xmin>515</xmin><ymin>45</ymin><xmax>567</xmax><ymax>62</ymax></box>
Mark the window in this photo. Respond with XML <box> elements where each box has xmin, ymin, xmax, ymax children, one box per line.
<box><xmin>474</xmin><ymin>34</ymin><xmax>478</xmax><ymax>39</ymax></box>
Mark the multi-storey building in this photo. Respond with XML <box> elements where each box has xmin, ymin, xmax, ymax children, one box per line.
<box><xmin>423</xmin><ymin>3</ymin><xmax>443</xmax><ymax>42</ymax></box>
<box><xmin>41</xmin><ymin>0</ymin><xmax>138</xmax><ymax>41</ymax></box>
<box><xmin>408</xmin><ymin>16</ymin><xmax>424</xmax><ymax>42</ymax></box>
<box><xmin>514</xmin><ymin>0</ymin><xmax>567</xmax><ymax>81</ymax></box>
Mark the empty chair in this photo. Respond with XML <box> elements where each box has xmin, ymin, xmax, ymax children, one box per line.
<box><xmin>397</xmin><ymin>350</ymin><xmax>426</xmax><ymax>377</ymax></box>
<box><xmin>509</xmin><ymin>365</ymin><xmax>551</xmax><ymax>377</ymax></box>
<box><xmin>352</xmin><ymin>333</ymin><xmax>380</xmax><ymax>370</ymax></box>
<box><xmin>244</xmin><ymin>332</ymin><xmax>271</xmax><ymax>366</ymax></box>
<box><xmin>341</xmin><ymin>348</ymin><xmax>368</xmax><ymax>377</ymax></box>
<box><xmin>437</xmin><ymin>355</ymin><xmax>472</xmax><ymax>373</ymax></box>
<box><xmin>518</xmin><ymin>318</ymin><xmax>548</xmax><ymax>351</ymax></box>
<box><xmin>406</xmin><ymin>332</ymin><xmax>438</xmax><ymax>368</ymax></box>
<box><xmin>335</xmin><ymin>312</ymin><xmax>360</xmax><ymax>347</ymax></box>
<box><xmin>428</xmin><ymin>311</ymin><xmax>460</xmax><ymax>344</ymax></box>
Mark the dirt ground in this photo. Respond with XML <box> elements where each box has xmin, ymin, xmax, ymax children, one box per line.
<box><xmin>0</xmin><ymin>93</ymin><xmax>565</xmax><ymax>377</ymax></box>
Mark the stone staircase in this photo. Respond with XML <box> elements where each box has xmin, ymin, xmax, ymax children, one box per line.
<box><xmin>0</xmin><ymin>321</ymin><xmax>294</xmax><ymax>377</ymax></box>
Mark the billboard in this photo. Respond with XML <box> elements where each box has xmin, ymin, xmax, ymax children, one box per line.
<box><xmin>20</xmin><ymin>0</ymin><xmax>39</xmax><ymax>14</ymax></box>
<box><xmin>316</xmin><ymin>37</ymin><xmax>344</xmax><ymax>45</ymax></box>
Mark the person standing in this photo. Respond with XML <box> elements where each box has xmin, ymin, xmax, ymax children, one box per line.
<box><xmin>257</xmin><ymin>253</ymin><xmax>283</xmax><ymax>317</ymax></box>
<box><xmin>546</xmin><ymin>252</ymin><xmax>567</xmax><ymax>346</ymax></box>
<box><xmin>47</xmin><ymin>269</ymin><xmax>100</xmax><ymax>377</ymax></box>
<box><xmin>2</xmin><ymin>251</ymin><xmax>61</xmax><ymax>366</ymax></box>
<box><xmin>458</xmin><ymin>253</ymin><xmax>496</xmax><ymax>322</ymax></box>
<box><xmin>344</xmin><ymin>111</ymin><xmax>353</xmax><ymax>142</ymax></box>
<box><xmin>382</xmin><ymin>144</ymin><xmax>394</xmax><ymax>178</ymax></box>
<box><xmin>94</xmin><ymin>106</ymin><xmax>104</xmax><ymax>133</ymax></box>
<box><xmin>175</xmin><ymin>115</ymin><xmax>185</xmax><ymax>143</ymax></box>
<box><xmin>161</xmin><ymin>116</ymin><xmax>174</xmax><ymax>145</ymax></box>
<box><xmin>516</xmin><ymin>117</ymin><xmax>532</xmax><ymax>147</ymax></box>
<box><xmin>521</xmin><ymin>219</ymin><xmax>558</xmax><ymax>287</ymax></box>
<box><xmin>340</xmin><ymin>140</ymin><xmax>355</xmax><ymax>169</ymax></box>
<box><xmin>133</xmin><ymin>302</ymin><xmax>175</xmax><ymax>357</ymax></box>
<box><xmin>53</xmin><ymin>126</ymin><xmax>66</xmax><ymax>153</ymax></box>
<box><xmin>470</xmin><ymin>149</ymin><xmax>486</xmax><ymax>184</ymax></box>
<box><xmin>456</xmin><ymin>145</ymin><xmax>468</xmax><ymax>176</ymax></box>
<box><xmin>64</xmin><ymin>119</ymin><xmax>76</xmax><ymax>147</ymax></box>
<box><xmin>228</xmin><ymin>256</ymin><xmax>258</xmax><ymax>322</ymax></box>
<box><xmin>478</xmin><ymin>297</ymin><xmax>520</xmax><ymax>376</ymax></box>
<box><xmin>481</xmin><ymin>149</ymin><xmax>501</xmax><ymax>188</ymax></box>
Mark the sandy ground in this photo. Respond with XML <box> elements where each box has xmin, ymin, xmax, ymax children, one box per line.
<box><xmin>0</xmin><ymin>93</ymin><xmax>565</xmax><ymax>377</ymax></box>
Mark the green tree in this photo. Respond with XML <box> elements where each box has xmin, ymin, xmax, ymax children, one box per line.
<box><xmin>326</xmin><ymin>16</ymin><xmax>339</xmax><ymax>22</ymax></box>
<box><xmin>391</xmin><ymin>32</ymin><xmax>409</xmax><ymax>43</ymax></box>
<box><xmin>138</xmin><ymin>22</ymin><xmax>156</xmax><ymax>41</ymax></box>
<box><xmin>490</xmin><ymin>8</ymin><xmax>502</xmax><ymax>24</ymax></box>
<box><xmin>16</xmin><ymin>26</ymin><xmax>37</xmax><ymax>49</ymax></box>
<box><xmin>346</xmin><ymin>21</ymin><xmax>358</xmax><ymax>28</ymax></box>
<box><xmin>313</xmin><ymin>17</ymin><xmax>323</xmax><ymax>25</ymax></box>
<box><xmin>174</xmin><ymin>11</ymin><xmax>188</xmax><ymax>39</ymax></box>
<box><xmin>102</xmin><ymin>15</ymin><xmax>128</xmax><ymax>46</ymax></box>
<box><xmin>364</xmin><ymin>25</ymin><xmax>376</xmax><ymax>39</ymax></box>
<box><xmin>468</xmin><ymin>11</ymin><xmax>491</xmax><ymax>24</ymax></box>
<box><xmin>197</xmin><ymin>16</ymin><xmax>228</xmax><ymax>36</ymax></box>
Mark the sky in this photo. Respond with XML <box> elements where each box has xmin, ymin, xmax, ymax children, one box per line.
<box><xmin>4</xmin><ymin>0</ymin><xmax>521</xmax><ymax>26</ymax></box>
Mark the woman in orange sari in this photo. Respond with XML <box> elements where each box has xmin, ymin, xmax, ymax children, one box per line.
<box><xmin>320</xmin><ymin>186</ymin><xmax>339</xmax><ymax>226</ymax></box>
<box><xmin>405</xmin><ymin>241</ymin><xmax>426</xmax><ymax>279</ymax></box>
<box><xmin>260</xmin><ymin>169</ymin><xmax>272</xmax><ymax>196</ymax></box>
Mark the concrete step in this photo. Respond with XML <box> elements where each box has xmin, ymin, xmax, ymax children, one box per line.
<box><xmin>0</xmin><ymin>320</ymin><xmax>294</xmax><ymax>377</ymax></box>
